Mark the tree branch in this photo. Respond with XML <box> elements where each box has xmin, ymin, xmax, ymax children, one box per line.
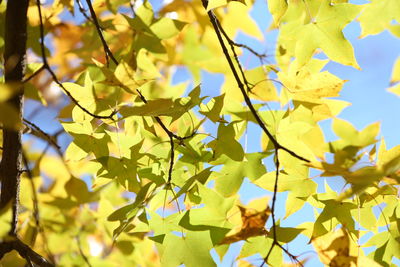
<box><xmin>34</xmin><ymin>0</ymin><xmax>117</xmax><ymax>120</ymax></box>
<box><xmin>201</xmin><ymin>1</ymin><xmax>309</xmax><ymax>163</ymax></box>
<box><xmin>0</xmin><ymin>238</ymin><xmax>54</xmax><ymax>267</ymax></box>
<box><xmin>260</xmin><ymin>151</ymin><xmax>303</xmax><ymax>267</ymax></box>
<box><xmin>23</xmin><ymin>119</ymin><xmax>61</xmax><ymax>152</ymax></box>
<box><xmin>21</xmin><ymin>150</ymin><xmax>55</xmax><ymax>262</ymax></box>
<box><xmin>84</xmin><ymin>0</ymin><xmax>118</xmax><ymax>66</ymax></box>
<box><xmin>0</xmin><ymin>1</ymin><xmax>55</xmax><ymax>266</ymax></box>
<box><xmin>0</xmin><ymin>0</ymin><xmax>29</xmax><ymax>236</ymax></box>
<box><xmin>79</xmin><ymin>0</ymin><xmax>196</xmax><ymax>194</ymax></box>
<box><xmin>201</xmin><ymin>1</ymin><xmax>306</xmax><ymax>266</ymax></box>
<box><xmin>76</xmin><ymin>0</ymin><xmax>97</xmax><ymax>26</ymax></box>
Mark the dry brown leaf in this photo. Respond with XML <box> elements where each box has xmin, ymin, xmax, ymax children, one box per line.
<box><xmin>220</xmin><ymin>205</ymin><xmax>270</xmax><ymax>244</ymax></box>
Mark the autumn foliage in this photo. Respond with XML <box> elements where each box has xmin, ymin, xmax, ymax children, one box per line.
<box><xmin>0</xmin><ymin>0</ymin><xmax>400</xmax><ymax>266</ymax></box>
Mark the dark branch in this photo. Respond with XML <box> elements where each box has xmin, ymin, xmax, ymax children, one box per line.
<box><xmin>0</xmin><ymin>238</ymin><xmax>54</xmax><ymax>267</ymax></box>
<box><xmin>76</xmin><ymin>235</ymin><xmax>92</xmax><ymax>267</ymax></box>
<box><xmin>216</xmin><ymin>19</ymin><xmax>268</xmax><ymax>59</ymax></box>
<box><xmin>21</xmin><ymin>150</ymin><xmax>55</xmax><ymax>263</ymax></box>
<box><xmin>0</xmin><ymin>0</ymin><xmax>29</xmax><ymax>236</ymax></box>
<box><xmin>35</xmin><ymin>0</ymin><xmax>117</xmax><ymax>120</ymax></box>
<box><xmin>167</xmin><ymin>136</ymin><xmax>175</xmax><ymax>184</ymax></box>
<box><xmin>79</xmin><ymin>0</ymin><xmax>196</xmax><ymax>187</ymax></box>
<box><xmin>23</xmin><ymin>119</ymin><xmax>61</xmax><ymax>151</ymax></box>
<box><xmin>201</xmin><ymin>0</ymin><xmax>309</xmax><ymax>163</ymax></box>
<box><xmin>75</xmin><ymin>0</ymin><xmax>97</xmax><ymax>26</ymax></box>
<box><xmin>0</xmin><ymin>1</ymin><xmax>55</xmax><ymax>266</ymax></box>
<box><xmin>22</xmin><ymin>64</ymin><xmax>45</xmax><ymax>83</ymax></box>
<box><xmin>84</xmin><ymin>0</ymin><xmax>118</xmax><ymax>66</ymax></box>
<box><xmin>260</xmin><ymin>153</ymin><xmax>303</xmax><ymax>267</ymax></box>
<box><xmin>201</xmin><ymin>1</ymin><xmax>306</xmax><ymax>266</ymax></box>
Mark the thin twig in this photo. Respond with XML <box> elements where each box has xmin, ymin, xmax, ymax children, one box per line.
<box><xmin>213</xmin><ymin>17</ymin><xmax>255</xmax><ymax>90</ymax></box>
<box><xmin>21</xmin><ymin>151</ymin><xmax>41</xmax><ymax>245</ymax></box>
<box><xmin>216</xmin><ymin>20</ymin><xmax>268</xmax><ymax>59</ymax></box>
<box><xmin>23</xmin><ymin>119</ymin><xmax>61</xmax><ymax>151</ymax></box>
<box><xmin>76</xmin><ymin>235</ymin><xmax>93</xmax><ymax>267</ymax></box>
<box><xmin>129</xmin><ymin>0</ymin><xmax>137</xmax><ymax>16</ymax></box>
<box><xmin>202</xmin><ymin>1</ymin><xmax>309</xmax><ymax>163</ymax></box>
<box><xmin>136</xmin><ymin>89</ymin><xmax>196</xmax><ymax>185</ymax></box>
<box><xmin>75</xmin><ymin>0</ymin><xmax>97</xmax><ymax>25</ymax></box>
<box><xmin>84</xmin><ymin>0</ymin><xmax>118</xmax><ymax>66</ymax></box>
<box><xmin>82</xmin><ymin>0</ymin><xmax>196</xmax><ymax>190</ymax></box>
<box><xmin>22</xmin><ymin>65</ymin><xmax>45</xmax><ymax>83</ymax></box>
<box><xmin>21</xmin><ymin>149</ymin><xmax>55</xmax><ymax>262</ymax></box>
<box><xmin>260</xmin><ymin>153</ymin><xmax>302</xmax><ymax>267</ymax></box>
<box><xmin>168</xmin><ymin>137</ymin><xmax>175</xmax><ymax>184</ymax></box>
<box><xmin>201</xmin><ymin>1</ymin><xmax>306</xmax><ymax>266</ymax></box>
<box><xmin>35</xmin><ymin>0</ymin><xmax>117</xmax><ymax>120</ymax></box>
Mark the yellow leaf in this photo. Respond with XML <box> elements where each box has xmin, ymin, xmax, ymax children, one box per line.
<box><xmin>267</xmin><ymin>0</ymin><xmax>288</xmax><ymax>26</ymax></box>
<box><xmin>278</xmin><ymin>1</ymin><xmax>361</xmax><ymax>68</ymax></box>
<box><xmin>246</xmin><ymin>67</ymin><xmax>279</xmax><ymax>101</ymax></box>
<box><xmin>206</xmin><ymin>0</ymin><xmax>246</xmax><ymax>11</ymax></box>
<box><xmin>219</xmin><ymin>1</ymin><xmax>263</xmax><ymax>40</ymax></box>
<box><xmin>358</xmin><ymin>0</ymin><xmax>400</xmax><ymax>37</ymax></box>
<box><xmin>312</xmin><ymin>228</ymin><xmax>354</xmax><ymax>265</ymax></box>
<box><xmin>114</xmin><ymin>60</ymin><xmax>149</xmax><ymax>93</ymax></box>
<box><xmin>388</xmin><ymin>83</ymin><xmax>400</xmax><ymax>96</ymax></box>
<box><xmin>390</xmin><ymin>57</ymin><xmax>400</xmax><ymax>84</ymax></box>
<box><xmin>312</xmin><ymin>228</ymin><xmax>382</xmax><ymax>267</ymax></box>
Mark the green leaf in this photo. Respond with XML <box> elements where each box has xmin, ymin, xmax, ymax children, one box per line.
<box><xmin>172</xmin><ymin>167</ymin><xmax>213</xmax><ymax>201</ymax></box>
<box><xmin>107</xmin><ymin>182</ymin><xmax>155</xmax><ymax>222</ymax></box>
<box><xmin>378</xmin><ymin>144</ymin><xmax>400</xmax><ymax>176</ymax></box>
<box><xmin>62</xmin><ymin>121</ymin><xmax>109</xmax><ymax>161</ymax></box>
<box><xmin>239</xmin><ymin>236</ymin><xmax>283</xmax><ymax>266</ymax></box>
<box><xmin>150</xmin><ymin>18</ymin><xmax>187</xmax><ymax>40</ymax></box>
<box><xmin>208</xmin><ymin>123</ymin><xmax>244</xmax><ymax>161</ymax></box>
<box><xmin>271</xmin><ymin>225</ymin><xmax>305</xmax><ymax>243</ymax></box>
<box><xmin>365</xmin><ymin>220</ymin><xmax>400</xmax><ymax>265</ymax></box>
<box><xmin>120</xmin><ymin>85</ymin><xmax>204</xmax><ymax>121</ymax></box>
<box><xmin>65</xmin><ymin>177</ymin><xmax>97</xmax><ymax>204</ymax></box>
<box><xmin>157</xmin><ymin>231</ymin><xmax>216</xmax><ymax>267</ymax></box>
<box><xmin>62</xmin><ymin>78</ymin><xmax>116</xmax><ymax>117</ymax></box>
<box><xmin>120</xmin><ymin>98</ymin><xmax>174</xmax><ymax>117</ymax></box>
<box><xmin>199</xmin><ymin>94</ymin><xmax>225</xmax><ymax>123</ymax></box>
<box><xmin>311</xmin><ymin>199</ymin><xmax>357</xmax><ymax>239</ymax></box>
<box><xmin>331</xmin><ymin>119</ymin><xmax>380</xmax><ymax>149</ymax></box>
<box><xmin>103</xmin><ymin>60</ymin><xmax>150</xmax><ymax>94</ymax></box>
<box><xmin>97</xmin><ymin>141</ymin><xmax>143</xmax><ymax>192</ymax></box>
<box><xmin>181</xmin><ymin>184</ymin><xmax>235</xmax><ymax>230</ymax></box>
<box><xmin>215</xmin><ymin>153</ymin><xmax>267</xmax><ymax>197</ymax></box>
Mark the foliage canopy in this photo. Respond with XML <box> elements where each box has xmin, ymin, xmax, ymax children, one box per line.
<box><xmin>0</xmin><ymin>0</ymin><xmax>400</xmax><ymax>266</ymax></box>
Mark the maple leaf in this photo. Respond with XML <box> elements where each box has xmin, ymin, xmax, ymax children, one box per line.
<box><xmin>219</xmin><ymin>205</ymin><xmax>270</xmax><ymax>244</ymax></box>
<box><xmin>358</xmin><ymin>0</ymin><xmax>400</xmax><ymax>37</ymax></box>
<box><xmin>279</xmin><ymin>1</ymin><xmax>361</xmax><ymax>68</ymax></box>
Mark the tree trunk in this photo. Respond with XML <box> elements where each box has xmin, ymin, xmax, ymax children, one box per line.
<box><xmin>0</xmin><ymin>0</ymin><xmax>29</xmax><ymax>236</ymax></box>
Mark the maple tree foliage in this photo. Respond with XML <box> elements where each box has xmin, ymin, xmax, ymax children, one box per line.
<box><xmin>0</xmin><ymin>0</ymin><xmax>399</xmax><ymax>266</ymax></box>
